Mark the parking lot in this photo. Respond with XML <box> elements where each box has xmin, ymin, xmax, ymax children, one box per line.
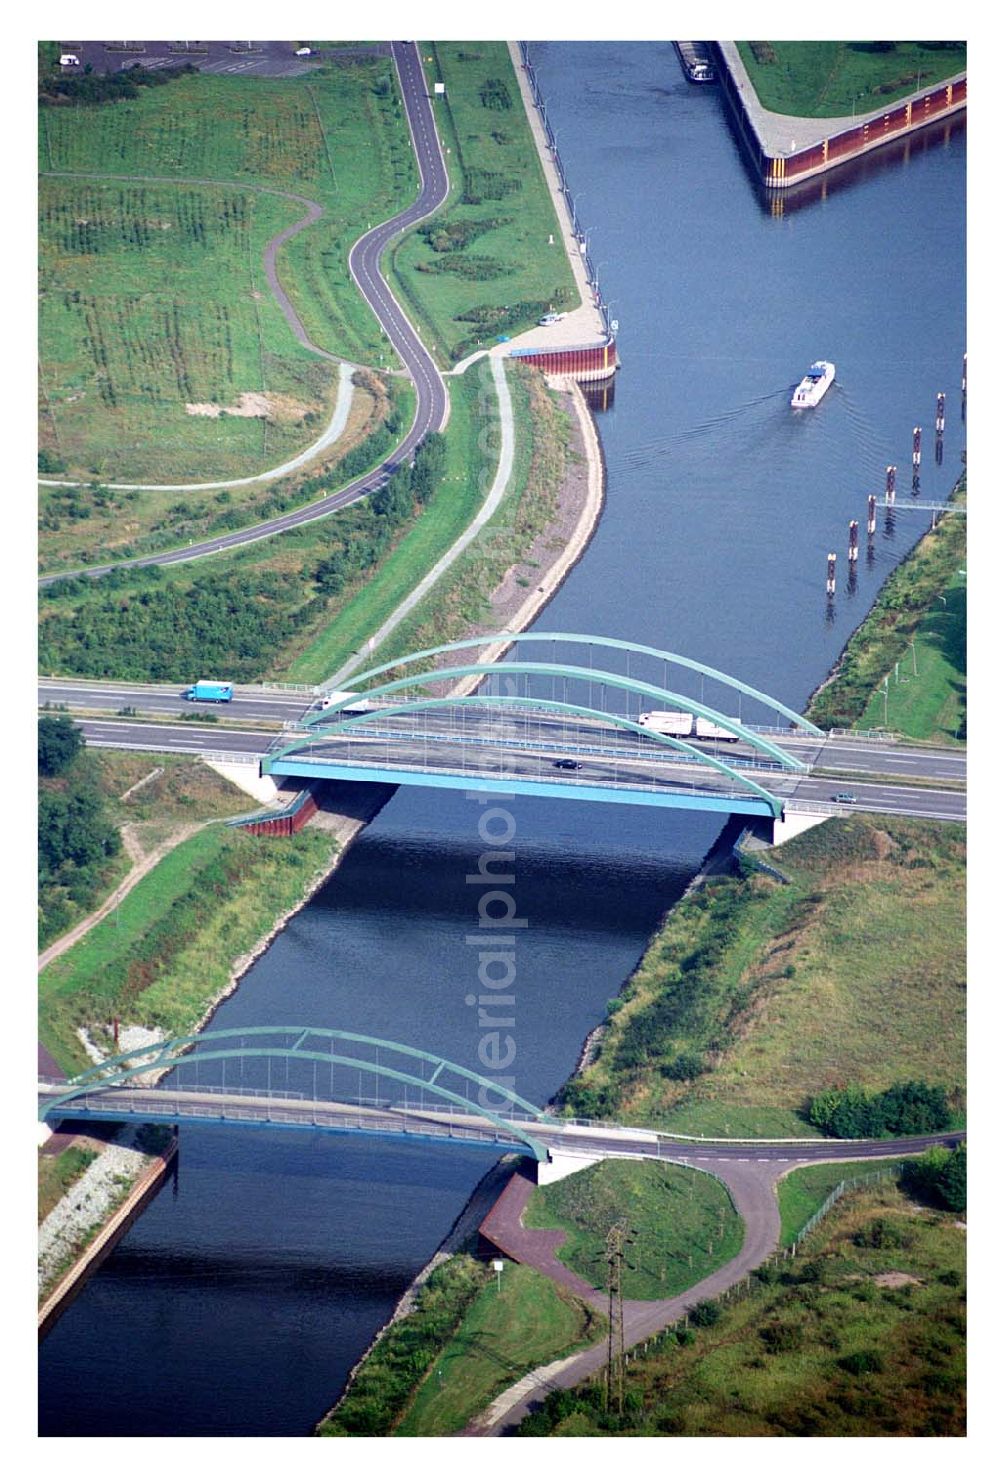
<box><xmin>55</xmin><ymin>40</ymin><xmax>388</xmax><ymax>79</ymax></box>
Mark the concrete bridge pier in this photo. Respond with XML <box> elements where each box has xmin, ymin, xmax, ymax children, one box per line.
<box><xmin>744</xmin><ymin>810</ymin><xmax>829</xmax><ymax>849</ymax></box>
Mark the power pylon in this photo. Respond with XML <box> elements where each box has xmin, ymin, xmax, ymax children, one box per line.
<box><xmin>604</xmin><ymin>1218</ymin><xmax>634</xmax><ymax>1415</ymax></box>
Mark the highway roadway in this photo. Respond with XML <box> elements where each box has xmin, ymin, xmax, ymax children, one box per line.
<box><xmin>45</xmin><ymin>678</ymin><xmax>965</xmax><ymax>822</ymax></box>
<box><xmin>63</xmin><ymin>714</ymin><xmax>967</xmax><ymax>823</ymax></box>
<box><xmin>38</xmin><ymin>42</ymin><xmax>450</xmax><ymax>586</ymax></box>
<box><xmin>39</xmin><ymin>679</ymin><xmax>968</xmax><ymax>779</ymax></box>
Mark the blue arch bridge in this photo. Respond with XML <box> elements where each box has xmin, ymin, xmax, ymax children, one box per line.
<box><xmin>37</xmin><ymin>1028</ymin><xmax>601</xmax><ymax>1163</ymax></box>
<box><xmin>263</xmin><ymin>633</ymin><xmax>825</xmax><ymax>822</ymax></box>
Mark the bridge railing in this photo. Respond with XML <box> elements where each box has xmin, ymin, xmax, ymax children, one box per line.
<box><xmin>298</xmin><ymin>722</ymin><xmax>786</xmax><ymax>772</ymax></box>
<box><xmin>827</xmin><ymin>728</ymin><xmax>901</xmax><ymax>742</ymax></box>
<box><xmin>44</xmin><ymin>1087</ymin><xmax>535</xmax><ymax>1148</ymax></box>
<box><xmin>239</xmin><ymin>682</ymin><xmax>319</xmax><ymax>695</ymax></box>
<box><xmin>198</xmin><ymin>751</ymin><xmax>261</xmax><ymax>766</ymax></box>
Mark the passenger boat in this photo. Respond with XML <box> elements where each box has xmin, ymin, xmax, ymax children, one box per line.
<box><xmin>791</xmin><ymin>361</ymin><xmax>835</xmax><ymax>408</ymax></box>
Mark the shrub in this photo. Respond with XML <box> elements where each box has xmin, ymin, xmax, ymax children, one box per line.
<box><xmin>689</xmin><ymin>1299</ymin><xmax>721</xmax><ymax>1327</ymax></box>
<box><xmin>853</xmin><ymin>1217</ymin><xmax>912</xmax><ymax>1250</ymax></box>
<box><xmin>808</xmin><ymin>1080</ymin><xmax>952</xmax><ymax>1138</ymax></box>
<box><xmin>38</xmin><ymin>714</ymin><xmax>82</xmax><ymax>775</ymax></box>
<box><xmin>902</xmin><ymin>1143</ymin><xmax>966</xmax><ymax>1211</ymax></box>
<box><xmin>759</xmin><ymin>1321</ymin><xmax>805</xmax><ymax>1354</ymax></box>
<box><xmin>839</xmin><ymin>1349</ymin><xmax>885</xmax><ymax>1375</ymax></box>
<box><xmin>660</xmin><ymin>1051</ymin><xmax>706</xmax><ymax>1081</ymax></box>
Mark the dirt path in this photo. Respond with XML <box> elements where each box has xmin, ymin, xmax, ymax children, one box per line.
<box><xmin>38</xmin><ymin>822</ymin><xmax>206</xmax><ymax>973</ymax></box>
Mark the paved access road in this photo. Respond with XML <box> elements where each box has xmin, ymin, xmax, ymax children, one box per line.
<box><xmin>38</xmin><ymin>42</ymin><xmax>450</xmax><ymax>585</ymax></box>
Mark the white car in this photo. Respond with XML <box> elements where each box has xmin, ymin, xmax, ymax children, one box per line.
<box><xmin>294</xmin><ymin>47</ymin><xmax>312</xmax><ymax>57</ymax></box>
<box><xmin>60</xmin><ymin>53</ymin><xmax>80</xmax><ymax>66</ymax></box>
<box><xmin>538</xmin><ymin>312</ymin><xmax>564</xmax><ymax>326</ymax></box>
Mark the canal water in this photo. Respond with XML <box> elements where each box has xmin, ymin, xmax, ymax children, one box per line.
<box><xmin>39</xmin><ymin>42</ymin><xmax>966</xmax><ymax>1435</ymax></box>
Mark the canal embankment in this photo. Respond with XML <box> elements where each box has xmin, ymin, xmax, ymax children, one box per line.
<box><xmin>715</xmin><ymin>41</ymin><xmax>966</xmax><ymax>190</ymax></box>
<box><xmin>39</xmin><ymin>1128</ymin><xmax>177</xmax><ymax>1338</ymax></box>
<box><xmin>806</xmin><ymin>473</ymin><xmax>966</xmax><ymax>738</ymax></box>
<box><xmin>316</xmin><ymin>1152</ymin><xmax>524</xmax><ymax>1435</ymax></box>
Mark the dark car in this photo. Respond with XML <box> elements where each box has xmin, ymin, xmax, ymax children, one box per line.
<box><xmin>832</xmin><ymin>792</ymin><xmax>858</xmax><ymax>804</ymax></box>
<box><xmin>553</xmin><ymin>758</ymin><xmax>581</xmax><ymax>770</ymax></box>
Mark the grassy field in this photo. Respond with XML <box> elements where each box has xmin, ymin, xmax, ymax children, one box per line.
<box><xmin>856</xmin><ymin>565</ymin><xmax>966</xmax><ymax>739</ymax></box>
<box><xmin>395</xmin><ymin>1263</ymin><xmax>600</xmax><ymax>1435</ymax></box>
<box><xmin>520</xmin><ymin>1179</ymin><xmax>966</xmax><ymax>1436</ymax></box>
<box><xmin>387</xmin><ymin>43</ymin><xmax>579</xmax><ymax>365</ymax></box>
<box><xmin>777</xmin><ymin>1159</ymin><xmax>912</xmax><ymax>1246</ymax></box>
<box><xmin>736</xmin><ymin>42</ymin><xmax>966</xmax><ymax>118</ymax></box>
<box><xmin>38</xmin><ymin>826</ymin><xmax>337</xmax><ymax>1074</ymax></box>
<box><xmin>92</xmin><ymin>750</ymin><xmax>265</xmax><ymax>828</ymax></box>
<box><xmin>38</xmin><ymin>63</ymin><xmax>417</xmax><ymax>481</ymax></box>
<box><xmin>560</xmin><ymin>815</ymin><xmax>965</xmax><ymax>1139</ymax></box>
<box><xmin>524</xmin><ymin>1160</ymin><xmax>744</xmax><ymax>1301</ymax></box>
<box><xmin>38</xmin><ymin>370</ymin><xmax>399</xmax><ymax>572</ymax></box>
<box><xmin>38</xmin><ymin>1143</ymin><xmax>99</xmax><ymax>1222</ymax></box>
<box><xmin>807</xmin><ymin>478</ymin><xmax>966</xmax><ymax>739</ymax></box>
<box><xmin>39</xmin><ymin>178</ymin><xmax>333</xmax><ymax>482</ymax></box>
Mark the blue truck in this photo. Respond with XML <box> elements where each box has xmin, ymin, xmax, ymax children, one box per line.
<box><xmin>185</xmin><ymin>679</ymin><xmax>234</xmax><ymax>703</ymax></box>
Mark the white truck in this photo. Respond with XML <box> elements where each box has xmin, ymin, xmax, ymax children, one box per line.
<box><xmin>637</xmin><ymin>711</ymin><xmax>693</xmax><ymax>738</ymax></box>
<box><xmin>694</xmin><ymin>717</ymin><xmax>739</xmax><ymax>742</ymax></box>
<box><xmin>314</xmin><ymin>690</ymin><xmax>375</xmax><ymax>715</ymax></box>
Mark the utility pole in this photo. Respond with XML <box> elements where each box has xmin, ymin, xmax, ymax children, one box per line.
<box><xmin>604</xmin><ymin>1219</ymin><xmax>635</xmax><ymax>1416</ymax></box>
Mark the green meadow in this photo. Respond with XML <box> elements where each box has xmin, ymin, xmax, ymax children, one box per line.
<box><xmin>38</xmin><ymin>63</ymin><xmax>418</xmax><ymax>482</ymax></box>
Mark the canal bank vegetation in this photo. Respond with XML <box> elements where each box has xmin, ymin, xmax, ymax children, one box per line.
<box><xmin>319</xmin><ymin>1253</ymin><xmax>599</xmax><ymax>1437</ymax></box>
<box><xmin>38</xmin><ymin>372</ymin><xmax>409</xmax><ymax>575</ymax></box>
<box><xmin>38</xmin><ymin>826</ymin><xmax>339</xmax><ymax>1075</ymax></box>
<box><xmin>386</xmin><ymin>42</ymin><xmax>579</xmax><ymax>365</ymax></box>
<box><xmin>38</xmin><ymin>1142</ymin><xmax>99</xmax><ymax>1222</ymax></box>
<box><xmin>360</xmin><ymin>364</ymin><xmax>571</xmax><ymax>676</ymax></box>
<box><xmin>517</xmin><ymin>1177</ymin><xmax>966</xmax><ymax>1437</ymax></box>
<box><xmin>523</xmin><ymin>1160</ymin><xmax>744</xmax><ymax>1300</ymax></box>
<box><xmin>38</xmin><ymin>740</ymin><xmax>261</xmax><ymax>952</ymax></box>
<box><xmin>38</xmin><ymin>61</ymin><xmax>417</xmax><ymax>482</ymax></box>
<box><xmin>736</xmin><ymin>42</ymin><xmax>966</xmax><ymax>119</ymax></box>
<box><xmin>806</xmin><ymin>475</ymin><xmax>966</xmax><ymax>740</ymax></box>
<box><xmin>558</xmin><ymin>814</ymin><xmax>965</xmax><ymax>1140</ymax></box>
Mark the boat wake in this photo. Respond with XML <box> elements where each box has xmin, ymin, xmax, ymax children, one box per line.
<box><xmin>621</xmin><ymin>388</ymin><xmax>787</xmax><ymax>468</ymax></box>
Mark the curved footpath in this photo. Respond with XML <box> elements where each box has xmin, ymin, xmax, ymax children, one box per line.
<box><xmin>38</xmin><ymin>42</ymin><xmax>450</xmax><ymax>584</ymax></box>
<box><xmin>325</xmin><ymin>354</ymin><xmax>515</xmax><ymax>690</ymax></box>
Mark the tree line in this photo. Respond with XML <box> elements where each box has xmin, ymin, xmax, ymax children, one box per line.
<box><xmin>808</xmin><ymin>1079</ymin><xmax>954</xmax><ymax>1138</ymax></box>
<box><xmin>38</xmin><ymin>716</ymin><xmax>122</xmax><ymax>947</ymax></box>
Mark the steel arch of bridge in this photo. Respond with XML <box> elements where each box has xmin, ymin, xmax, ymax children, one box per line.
<box><xmin>300</xmin><ymin>661</ymin><xmax>807</xmax><ymax>774</ymax></box>
<box><xmin>319</xmin><ymin>632</ymin><xmax>823</xmax><ymax>737</ymax></box>
<box><xmin>272</xmin><ymin>693</ymin><xmax>784</xmax><ymax>815</ymax></box>
<box><xmin>37</xmin><ymin>1027</ymin><xmax>552</xmax><ymax>1160</ymax></box>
